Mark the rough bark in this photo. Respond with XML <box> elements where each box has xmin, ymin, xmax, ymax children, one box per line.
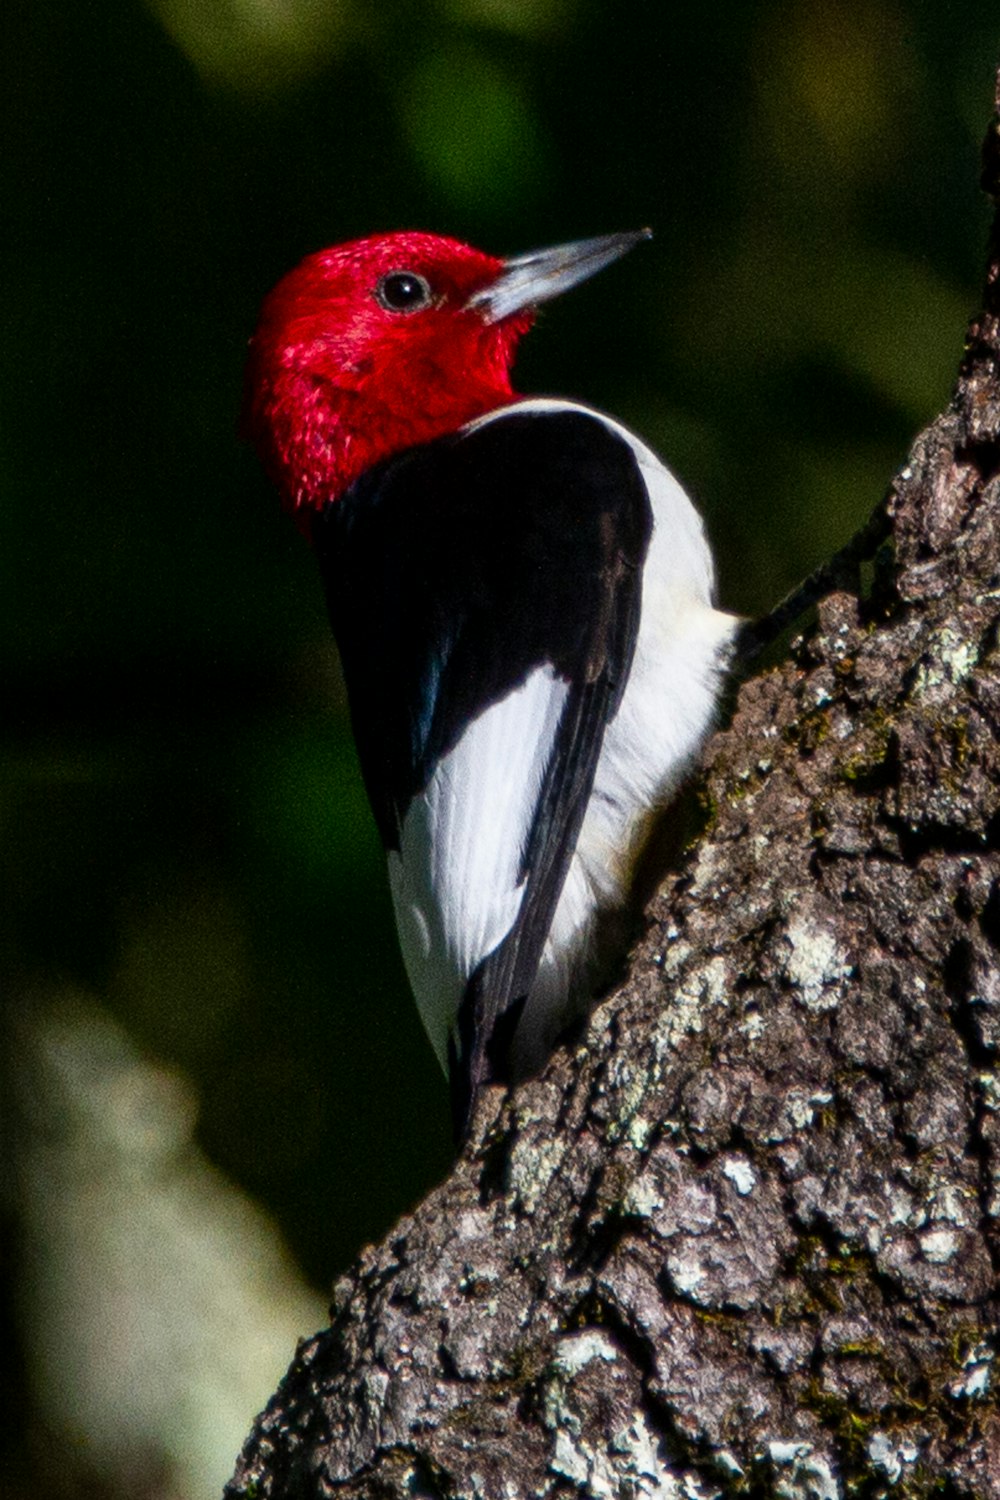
<box><xmin>225</xmin><ymin>81</ymin><xmax>1000</xmax><ymax>1500</ymax></box>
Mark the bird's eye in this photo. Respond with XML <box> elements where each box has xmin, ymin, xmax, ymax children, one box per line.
<box><xmin>375</xmin><ymin>271</ymin><xmax>433</xmax><ymax>313</ymax></box>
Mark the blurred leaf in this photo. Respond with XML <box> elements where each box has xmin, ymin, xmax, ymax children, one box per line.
<box><xmin>754</xmin><ymin>0</ymin><xmax>921</xmax><ymax>191</ymax></box>
<box><xmin>442</xmin><ymin>0</ymin><xmax>573</xmax><ymax>38</ymax></box>
<box><xmin>677</xmin><ymin>228</ymin><xmax>968</xmax><ymax>421</ymax></box>
<box><xmin>400</xmin><ymin>45</ymin><xmax>554</xmax><ymax>213</ymax></box>
<box><xmin>145</xmin><ymin>0</ymin><xmax>352</xmax><ymax>92</ymax></box>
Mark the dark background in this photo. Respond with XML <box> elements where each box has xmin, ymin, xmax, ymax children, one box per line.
<box><xmin>3</xmin><ymin>2</ymin><xmax>997</xmax><ymax>1495</ymax></box>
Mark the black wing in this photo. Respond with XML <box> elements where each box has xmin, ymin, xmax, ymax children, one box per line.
<box><xmin>313</xmin><ymin>407</ymin><xmax>652</xmax><ymax>1137</ymax></box>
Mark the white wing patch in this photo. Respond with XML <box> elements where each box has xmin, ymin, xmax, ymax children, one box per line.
<box><xmin>387</xmin><ymin>664</ymin><xmax>569</xmax><ymax>1072</ymax></box>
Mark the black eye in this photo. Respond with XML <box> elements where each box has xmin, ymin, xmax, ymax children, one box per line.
<box><xmin>376</xmin><ymin>271</ymin><xmax>433</xmax><ymax>313</ymax></box>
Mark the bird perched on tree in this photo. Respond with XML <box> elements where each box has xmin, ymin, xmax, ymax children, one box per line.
<box><xmin>244</xmin><ymin>229</ymin><xmax>737</xmax><ymax>1139</ymax></box>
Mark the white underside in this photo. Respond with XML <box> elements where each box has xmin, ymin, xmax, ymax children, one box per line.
<box><xmin>387</xmin><ymin>398</ymin><xmax>738</xmax><ymax>1075</ymax></box>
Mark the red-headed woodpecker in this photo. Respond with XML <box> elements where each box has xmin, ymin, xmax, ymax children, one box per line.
<box><xmin>244</xmin><ymin>230</ymin><xmax>737</xmax><ymax>1138</ymax></box>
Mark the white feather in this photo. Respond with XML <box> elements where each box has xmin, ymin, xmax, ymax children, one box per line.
<box><xmin>391</xmin><ymin>398</ymin><xmax>739</xmax><ymax>1079</ymax></box>
<box><xmin>388</xmin><ymin>664</ymin><xmax>569</xmax><ymax>1071</ymax></box>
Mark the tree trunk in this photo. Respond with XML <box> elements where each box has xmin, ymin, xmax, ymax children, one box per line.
<box><xmin>225</xmin><ymin>74</ymin><xmax>1000</xmax><ymax>1500</ymax></box>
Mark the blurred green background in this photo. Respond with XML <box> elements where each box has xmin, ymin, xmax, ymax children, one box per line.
<box><xmin>2</xmin><ymin>1</ymin><xmax>997</xmax><ymax>1495</ymax></box>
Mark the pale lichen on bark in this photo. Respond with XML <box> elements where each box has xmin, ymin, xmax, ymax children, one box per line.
<box><xmin>226</xmin><ymin>70</ymin><xmax>1000</xmax><ymax>1500</ymax></box>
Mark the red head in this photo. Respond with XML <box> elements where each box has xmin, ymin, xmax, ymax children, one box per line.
<box><xmin>243</xmin><ymin>229</ymin><xmax>651</xmax><ymax>529</ymax></box>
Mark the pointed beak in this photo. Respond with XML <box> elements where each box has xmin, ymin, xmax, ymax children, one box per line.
<box><xmin>468</xmin><ymin>229</ymin><xmax>652</xmax><ymax>323</ymax></box>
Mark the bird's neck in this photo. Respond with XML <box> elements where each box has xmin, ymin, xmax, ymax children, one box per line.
<box><xmin>261</xmin><ymin>361</ymin><xmax>520</xmax><ymax>527</ymax></box>
<box><xmin>245</xmin><ymin>309</ymin><xmax>534</xmax><ymax>529</ymax></box>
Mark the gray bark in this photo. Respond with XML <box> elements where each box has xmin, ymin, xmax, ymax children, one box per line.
<box><xmin>225</xmin><ymin>76</ymin><xmax>1000</xmax><ymax>1500</ymax></box>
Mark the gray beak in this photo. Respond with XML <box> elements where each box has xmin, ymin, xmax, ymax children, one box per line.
<box><xmin>468</xmin><ymin>229</ymin><xmax>652</xmax><ymax>323</ymax></box>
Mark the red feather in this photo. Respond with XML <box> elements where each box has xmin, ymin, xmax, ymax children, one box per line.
<box><xmin>243</xmin><ymin>231</ymin><xmax>534</xmax><ymax>530</ymax></box>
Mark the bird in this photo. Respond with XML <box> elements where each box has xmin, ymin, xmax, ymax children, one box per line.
<box><xmin>243</xmin><ymin>229</ymin><xmax>738</xmax><ymax>1140</ymax></box>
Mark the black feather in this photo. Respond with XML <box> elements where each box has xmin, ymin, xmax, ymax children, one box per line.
<box><xmin>313</xmin><ymin>407</ymin><xmax>652</xmax><ymax>1138</ymax></box>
